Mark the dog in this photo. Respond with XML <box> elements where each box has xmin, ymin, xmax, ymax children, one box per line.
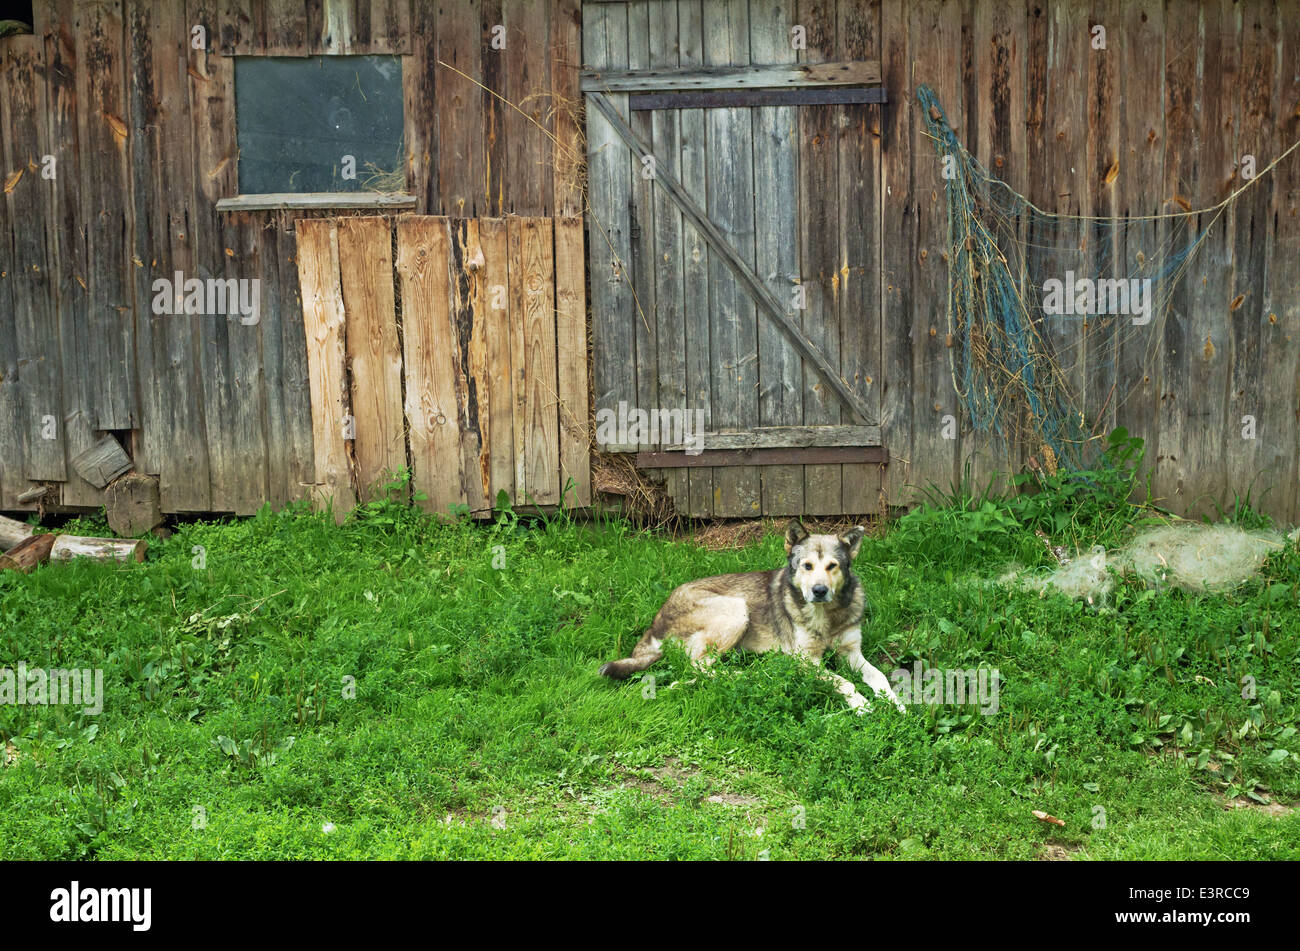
<box><xmin>599</xmin><ymin>520</ymin><xmax>905</xmax><ymax>713</ymax></box>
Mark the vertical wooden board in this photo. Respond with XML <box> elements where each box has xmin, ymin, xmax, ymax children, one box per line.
<box><xmin>878</xmin><ymin>0</ymin><xmax>914</xmax><ymax>510</ymax></box>
<box><xmin>263</xmin><ymin>0</ymin><xmax>310</xmax><ymax>55</ymax></box>
<box><xmin>1182</xmin><ymin>0</ymin><xmax>1238</xmax><ymax>520</ymax></box>
<box><xmin>320</xmin><ymin>0</ymin><xmax>359</xmax><ymax>53</ymax></box>
<box><xmin>436</xmin><ymin>0</ymin><xmax>484</xmax><ymax>215</ymax></box>
<box><xmin>122</xmin><ymin>0</ymin><xmax>208</xmax><ymax>511</ymax></box>
<box><xmin>276</xmin><ymin>213</ymin><xmax>317</xmax><ymax>503</ymax></box>
<box><xmin>964</xmin><ymin>0</ymin><xmax>1026</xmax><ymax>494</ymax></box>
<box><xmin>296</xmin><ymin>218</ymin><xmax>356</xmax><ymax>520</ymax></box>
<box><xmin>583</xmin><ymin>4</ymin><xmax>636</xmax><ymax>444</ymax></box>
<box><xmin>909</xmin><ymin>0</ymin><xmax>962</xmax><ymax>502</ymax></box>
<box><xmin>1113</xmin><ymin>0</ymin><xmax>1165</xmax><ymax>498</ymax></box>
<box><xmin>479</xmin><ymin>217</ymin><xmax>516</xmax><ymax>501</ymax></box>
<box><xmin>1225</xmin><ymin>2</ymin><xmax>1276</xmax><ymax>515</ymax></box>
<box><xmin>504</xmin><ymin>0</ymin><xmax>552</xmax><ymax>213</ymax></box>
<box><xmin>837</xmin><ymin>0</ymin><xmax>882</xmax><ymax>515</ymax></box>
<box><xmin>396</xmin><ymin>217</ymin><xmax>465</xmax><ymax>516</ymax></box>
<box><xmin>219</xmin><ymin>0</ymin><xmax>258</xmax><ymax>54</ymax></box>
<box><xmin>1264</xmin><ymin>0</ymin><xmax>1300</xmax><ymax>521</ymax></box>
<box><xmin>367</xmin><ymin>0</ymin><xmax>411</xmax><ymax>54</ymax></box>
<box><xmin>550</xmin><ymin>0</ymin><xmax>584</xmax><ymax>218</ymax></box>
<box><xmin>649</xmin><ymin>0</ymin><xmax>689</xmax><ymax>513</ymax></box>
<box><xmin>223</xmin><ymin>211</ymin><xmax>271</xmax><ymax>514</ymax></box>
<box><xmin>678</xmin><ymin>0</ymin><xmax>713</xmax><ymax>516</ymax></box>
<box><xmin>448</xmin><ymin>217</ymin><xmax>492</xmax><ymax>511</ymax></box>
<box><xmin>751</xmin><ymin>0</ymin><xmax>804</xmax><ymax>516</ymax></box>
<box><xmin>482</xmin><ymin>0</ymin><xmax>507</xmax><ymax>216</ymax></box>
<box><xmin>1153</xmin><ymin>0</ymin><xmax>1202</xmax><ymax>513</ymax></box>
<box><xmin>1082</xmin><ymin>0</ymin><xmax>1120</xmax><ymax>443</ymax></box>
<box><xmin>555</xmin><ymin>216</ymin><xmax>592</xmax><ymax>507</ymax></box>
<box><xmin>627</xmin><ymin>0</ymin><xmax>658</xmax><ymax>428</ymax></box>
<box><xmin>44</xmin><ymin>0</ymin><xmax>102</xmax><ymax>507</ymax></box>
<box><xmin>188</xmin><ymin>0</ymin><xmax>239</xmax><ymax>510</ymax></box>
<box><xmin>703</xmin><ymin>0</ymin><xmax>761</xmax><ymax>517</ymax></box>
<box><xmin>404</xmin><ymin>0</ymin><xmax>438</xmax><ymax>212</ymax></box>
<box><xmin>509</xmin><ymin>217</ymin><xmax>560</xmax><ymax>505</ymax></box>
<box><xmin>0</xmin><ymin>54</ymin><xmax>20</xmax><ymax>508</ymax></box>
<box><xmin>338</xmin><ymin>216</ymin><xmax>406</xmax><ymax>498</ymax></box>
<box><xmin>2</xmin><ymin>37</ymin><xmax>65</xmax><ymax>483</ymax></box>
<box><xmin>795</xmin><ymin>0</ymin><xmax>841</xmax><ymax>514</ymax></box>
<box><xmin>256</xmin><ymin>214</ymin><xmax>291</xmax><ymax>508</ymax></box>
<box><xmin>76</xmin><ymin>0</ymin><xmax>138</xmax><ymax>432</ymax></box>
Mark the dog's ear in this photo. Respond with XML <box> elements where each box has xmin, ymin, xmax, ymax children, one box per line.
<box><xmin>838</xmin><ymin>526</ymin><xmax>866</xmax><ymax>562</ymax></box>
<box><xmin>784</xmin><ymin>518</ymin><xmax>809</xmax><ymax>554</ymax></box>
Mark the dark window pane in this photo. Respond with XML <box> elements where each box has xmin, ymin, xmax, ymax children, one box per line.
<box><xmin>235</xmin><ymin>55</ymin><xmax>404</xmax><ymax>194</ymax></box>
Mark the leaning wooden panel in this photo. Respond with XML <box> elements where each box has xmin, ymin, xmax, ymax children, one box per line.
<box><xmin>479</xmin><ymin>218</ymin><xmax>516</xmax><ymax>502</ymax></box>
<box><xmin>296</xmin><ymin>218</ymin><xmax>356</xmax><ymax>522</ymax></box>
<box><xmin>510</xmin><ymin>217</ymin><xmax>561</xmax><ymax>505</ymax></box>
<box><xmin>554</xmin><ymin>217</ymin><xmax>592</xmax><ymax>506</ymax></box>
<box><xmin>396</xmin><ymin>217</ymin><xmax>465</xmax><ymax>516</ymax></box>
<box><xmin>338</xmin><ymin>216</ymin><xmax>406</xmax><ymax>499</ymax></box>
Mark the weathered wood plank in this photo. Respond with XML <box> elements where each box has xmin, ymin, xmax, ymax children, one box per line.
<box><xmin>648</xmin><ymin>0</ymin><xmax>688</xmax><ymax>513</ymax></box>
<box><xmin>263</xmin><ymin>0</ymin><xmax>309</xmax><ymax>55</ymax></box>
<box><xmin>638</xmin><ymin>446</ymin><xmax>888</xmax><ymax>468</ymax></box>
<box><xmin>504</xmin><ymin>0</ymin><xmax>552</xmax><ymax>213</ymax></box>
<box><xmin>337</xmin><ymin>216</ymin><xmax>405</xmax><ymax>499</ymax></box>
<box><xmin>481</xmin><ymin>0</ymin><xmax>507</xmax><ymax>216</ymax></box>
<box><xmin>751</xmin><ymin>0</ymin><xmax>804</xmax><ymax>516</ymax></box>
<box><xmin>550</xmin><ymin>0</ymin><xmax>584</xmax><ymax>217</ymax></box>
<box><xmin>628</xmin><ymin>0</ymin><xmax>659</xmax><ymax>431</ymax></box>
<box><xmin>659</xmin><ymin>424</ymin><xmax>883</xmax><ymax>451</ymax></box>
<box><xmin>511</xmin><ymin>217</ymin><xmax>560</xmax><ymax>505</ymax></box>
<box><xmin>367</xmin><ymin>0</ymin><xmax>411</xmax><ymax>54</ymax></box>
<box><xmin>0</xmin><ymin>53</ymin><xmax>21</xmax><ymax>509</ymax></box>
<box><xmin>43</xmin><ymin>0</ymin><xmax>101</xmax><ymax>507</ymax></box>
<box><xmin>796</xmin><ymin>0</ymin><xmax>842</xmax><ymax>515</ymax></box>
<box><xmin>1153</xmin><ymin>0</ymin><xmax>1203</xmax><ymax>513</ymax></box>
<box><xmin>2</xmin><ymin>37</ymin><xmax>64</xmax><ymax>484</ymax></box>
<box><xmin>404</xmin><ymin>0</ymin><xmax>439</xmax><ymax>212</ymax></box>
<box><xmin>629</xmin><ymin>86</ymin><xmax>887</xmax><ymax>108</ymax></box>
<box><xmin>1113</xmin><ymin>0</ymin><xmax>1165</xmax><ymax>502</ymax></box>
<box><xmin>1265</xmin><ymin>0</ymin><xmax>1300</xmax><ymax>521</ymax></box>
<box><xmin>479</xmin><ymin>217</ymin><xmax>516</xmax><ymax>502</ymax></box>
<box><xmin>704</xmin><ymin>0</ymin><xmax>761</xmax><ymax>517</ymax></box>
<box><xmin>70</xmin><ymin>434</ymin><xmax>132</xmax><ymax>488</ymax></box>
<box><xmin>188</xmin><ymin>0</ymin><xmax>239</xmax><ymax>510</ymax></box>
<box><xmin>677</xmin><ymin>0</ymin><xmax>713</xmax><ymax>516</ymax></box>
<box><xmin>448</xmin><ymin>217</ymin><xmax>491</xmax><ymax>512</ymax></box>
<box><xmin>554</xmin><ymin>216</ymin><xmax>592</xmax><ymax>506</ymax></box>
<box><xmin>215</xmin><ymin>193</ymin><xmax>417</xmax><ymax>212</ymax></box>
<box><xmin>837</xmin><ymin>0</ymin><xmax>883</xmax><ymax>515</ymax></box>
<box><xmin>1181</xmin><ymin>0</ymin><xmax>1238</xmax><ymax>519</ymax></box>
<box><xmin>396</xmin><ymin>217</ymin><xmax>463</xmax><ymax>515</ymax></box>
<box><xmin>76</xmin><ymin>0</ymin><xmax>137</xmax><ymax>432</ymax></box>
<box><xmin>878</xmin><ymin>0</ymin><xmax>914</xmax><ymax>510</ymax></box>
<box><xmin>1225</xmin><ymin>1</ymin><xmax>1276</xmax><ymax>515</ymax></box>
<box><xmin>295</xmin><ymin>218</ymin><xmax>356</xmax><ymax>521</ymax></box>
<box><xmin>580</xmin><ymin>59</ymin><xmax>882</xmax><ymax>91</ymax></box>
<box><xmin>436</xmin><ymin>0</ymin><xmax>484</xmax><ymax>215</ymax></box>
<box><xmin>276</xmin><ymin>212</ymin><xmax>317</xmax><ymax>504</ymax></box>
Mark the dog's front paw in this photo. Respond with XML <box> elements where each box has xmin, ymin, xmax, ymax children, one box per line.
<box><xmin>847</xmin><ymin>692</ymin><xmax>870</xmax><ymax>715</ymax></box>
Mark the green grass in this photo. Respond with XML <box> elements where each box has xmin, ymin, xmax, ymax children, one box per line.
<box><xmin>2</xmin><ymin>471</ymin><xmax>1298</xmax><ymax>859</ymax></box>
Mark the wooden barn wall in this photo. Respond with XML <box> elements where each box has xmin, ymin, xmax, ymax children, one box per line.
<box><xmin>585</xmin><ymin>0</ymin><xmax>1300</xmax><ymax>523</ymax></box>
<box><xmin>0</xmin><ymin>0</ymin><xmax>581</xmax><ymax>515</ymax></box>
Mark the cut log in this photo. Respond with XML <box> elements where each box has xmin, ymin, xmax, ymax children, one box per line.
<box><xmin>70</xmin><ymin>435</ymin><xmax>132</xmax><ymax>488</ymax></box>
<box><xmin>17</xmin><ymin>485</ymin><xmax>50</xmax><ymax>504</ymax></box>
<box><xmin>0</xmin><ymin>533</ymin><xmax>56</xmax><ymax>572</ymax></box>
<box><xmin>49</xmin><ymin>534</ymin><xmax>147</xmax><ymax>563</ymax></box>
<box><xmin>106</xmin><ymin>473</ymin><xmax>163</xmax><ymax>536</ymax></box>
<box><xmin>0</xmin><ymin>514</ymin><xmax>35</xmax><ymax>550</ymax></box>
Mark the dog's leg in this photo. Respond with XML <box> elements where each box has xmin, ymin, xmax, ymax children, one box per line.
<box><xmin>836</xmin><ymin>630</ymin><xmax>906</xmax><ymax>713</ymax></box>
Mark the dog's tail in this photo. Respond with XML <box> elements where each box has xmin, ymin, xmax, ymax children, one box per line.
<box><xmin>598</xmin><ymin>632</ymin><xmax>663</xmax><ymax>680</ymax></box>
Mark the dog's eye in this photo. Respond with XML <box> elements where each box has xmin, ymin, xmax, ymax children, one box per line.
<box><xmin>827</xmin><ymin>562</ymin><xmax>838</xmax><ymax>571</ymax></box>
<box><xmin>802</xmin><ymin>562</ymin><xmax>813</xmax><ymax>571</ymax></box>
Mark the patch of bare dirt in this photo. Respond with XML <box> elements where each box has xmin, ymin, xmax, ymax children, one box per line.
<box><xmin>1038</xmin><ymin>843</ymin><xmax>1081</xmax><ymax>861</ymax></box>
<box><xmin>1217</xmin><ymin>795</ymin><xmax>1294</xmax><ymax>817</ymax></box>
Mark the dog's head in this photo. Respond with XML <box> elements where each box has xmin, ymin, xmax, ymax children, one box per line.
<box><xmin>784</xmin><ymin>520</ymin><xmax>866</xmax><ymax>604</ymax></box>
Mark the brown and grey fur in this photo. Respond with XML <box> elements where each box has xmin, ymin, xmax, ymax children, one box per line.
<box><xmin>599</xmin><ymin>520</ymin><xmax>904</xmax><ymax>713</ymax></box>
